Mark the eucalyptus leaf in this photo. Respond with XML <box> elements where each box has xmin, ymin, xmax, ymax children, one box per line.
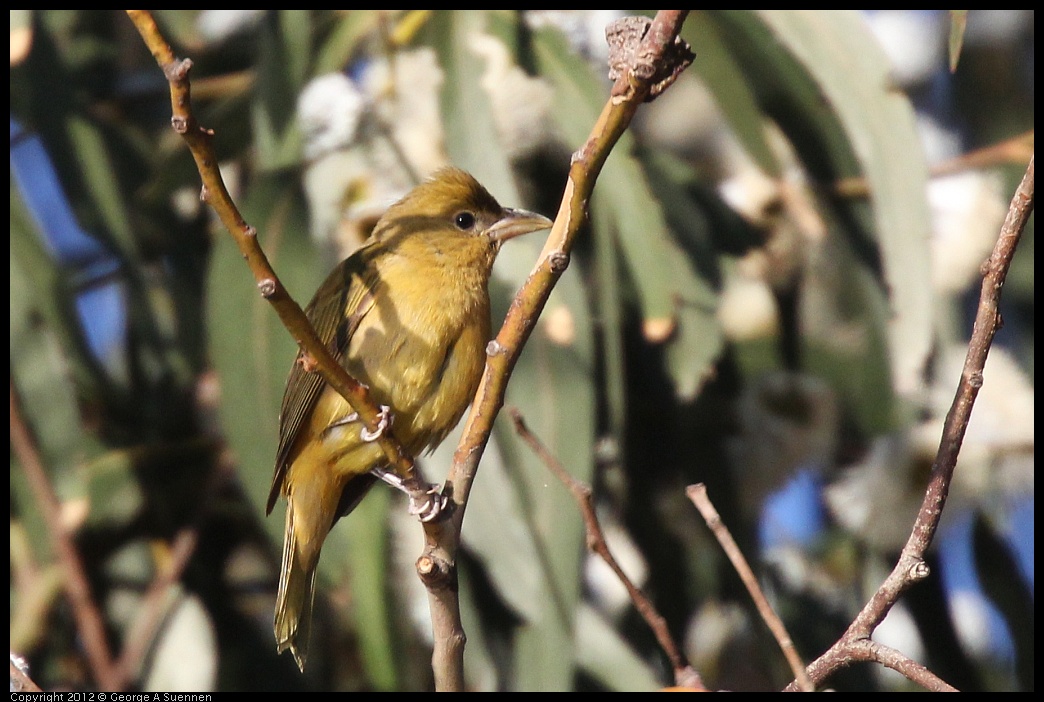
<box><xmin>532</xmin><ymin>24</ymin><xmax>678</xmax><ymax>329</ymax></box>
<box><xmin>252</xmin><ymin>11</ymin><xmax>309</xmax><ymax>170</ymax></box>
<box><xmin>314</xmin><ymin>10</ymin><xmax>382</xmax><ymax>75</ymax></box>
<box><xmin>685</xmin><ymin>16</ymin><xmax>780</xmax><ymax>177</ymax></box>
<box><xmin>65</xmin><ymin>116</ymin><xmax>138</xmax><ymax>262</ymax></box>
<box><xmin>340</xmin><ymin>486</ymin><xmax>398</xmax><ymax>691</ymax></box>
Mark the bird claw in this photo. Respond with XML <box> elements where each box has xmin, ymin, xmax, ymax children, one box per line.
<box><xmin>408</xmin><ymin>487</ymin><xmax>449</xmax><ymax>523</ymax></box>
<box><xmin>360</xmin><ymin>405</ymin><xmax>393</xmax><ymax>442</ymax></box>
<box><xmin>369</xmin><ymin>466</ymin><xmax>449</xmax><ymax>523</ymax></box>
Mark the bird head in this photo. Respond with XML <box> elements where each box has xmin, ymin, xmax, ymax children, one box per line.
<box><xmin>370</xmin><ymin>168</ymin><xmax>553</xmax><ymax>263</ymax></box>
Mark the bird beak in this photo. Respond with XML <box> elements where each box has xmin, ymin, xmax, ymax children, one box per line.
<box><xmin>486</xmin><ymin>208</ymin><xmax>554</xmax><ymax>243</ymax></box>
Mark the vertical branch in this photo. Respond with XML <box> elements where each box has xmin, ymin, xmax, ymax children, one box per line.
<box><xmin>906</xmin><ymin>155</ymin><xmax>1034</xmax><ymax>555</ymax></box>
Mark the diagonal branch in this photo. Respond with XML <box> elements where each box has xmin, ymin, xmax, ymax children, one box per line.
<box><xmin>687</xmin><ymin>484</ymin><xmax>813</xmax><ymax>691</ymax></box>
<box><xmin>448</xmin><ymin>8</ymin><xmax>691</xmax><ymax>532</ymax></box>
<box><xmin>512</xmin><ymin>409</ymin><xmax>705</xmax><ymax>691</ymax></box>
<box><xmin>789</xmin><ymin>156</ymin><xmax>1033</xmax><ymax>691</ymax></box>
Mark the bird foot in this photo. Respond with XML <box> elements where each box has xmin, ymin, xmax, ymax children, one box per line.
<box><xmin>369</xmin><ymin>466</ymin><xmax>449</xmax><ymax>523</ymax></box>
<box><xmin>408</xmin><ymin>487</ymin><xmax>449</xmax><ymax>523</ymax></box>
<box><xmin>360</xmin><ymin>405</ymin><xmax>393</xmax><ymax>442</ymax></box>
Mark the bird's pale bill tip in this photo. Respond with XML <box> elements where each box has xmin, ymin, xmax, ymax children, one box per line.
<box><xmin>487</xmin><ymin>208</ymin><xmax>554</xmax><ymax>242</ymax></box>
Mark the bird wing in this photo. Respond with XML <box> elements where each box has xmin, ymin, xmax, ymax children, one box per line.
<box><xmin>266</xmin><ymin>249</ymin><xmax>378</xmax><ymax>514</ymax></box>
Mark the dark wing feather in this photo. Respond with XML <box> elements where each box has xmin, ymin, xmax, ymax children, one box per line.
<box><xmin>266</xmin><ymin>249</ymin><xmax>378</xmax><ymax>514</ymax></box>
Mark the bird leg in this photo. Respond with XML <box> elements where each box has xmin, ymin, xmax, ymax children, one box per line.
<box><xmin>327</xmin><ymin>411</ymin><xmax>359</xmax><ymax>429</ymax></box>
<box><xmin>369</xmin><ymin>465</ymin><xmax>449</xmax><ymax>523</ymax></box>
<box><xmin>326</xmin><ymin>406</ymin><xmax>392</xmax><ymax>441</ymax></box>
<box><xmin>356</xmin><ymin>406</ymin><xmax>446</xmax><ymax>521</ymax></box>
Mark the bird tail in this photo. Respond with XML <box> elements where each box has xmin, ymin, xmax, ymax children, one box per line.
<box><xmin>274</xmin><ymin>499</ymin><xmax>319</xmax><ymax>672</ymax></box>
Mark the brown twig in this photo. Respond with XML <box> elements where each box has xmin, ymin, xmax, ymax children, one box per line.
<box><xmin>420</xmin><ymin>11</ymin><xmax>693</xmax><ymax>690</ymax></box>
<box><xmin>123</xmin><ymin>10</ymin><xmax>436</xmax><ymax>510</ymax></box>
<box><xmin>787</xmin><ymin>155</ymin><xmax>1033</xmax><ymax>691</ymax></box>
<box><xmin>687</xmin><ymin>484</ymin><xmax>813</xmax><ymax>692</ymax></box>
<box><xmin>10</xmin><ymin>380</ymin><xmax>122</xmax><ymax>691</ymax></box>
<box><xmin>511</xmin><ymin>409</ymin><xmax>705</xmax><ymax>690</ymax></box>
<box><xmin>834</xmin><ymin>130</ymin><xmax>1035</xmax><ymax>198</ymax></box>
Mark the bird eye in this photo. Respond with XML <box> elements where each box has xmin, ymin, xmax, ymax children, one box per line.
<box><xmin>454</xmin><ymin>212</ymin><xmax>476</xmax><ymax>230</ymax></box>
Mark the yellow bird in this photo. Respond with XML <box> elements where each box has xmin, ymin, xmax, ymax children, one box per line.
<box><xmin>266</xmin><ymin>167</ymin><xmax>552</xmax><ymax>671</ymax></box>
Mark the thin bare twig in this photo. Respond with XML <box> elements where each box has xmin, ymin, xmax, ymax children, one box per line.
<box><xmin>10</xmin><ymin>380</ymin><xmax>122</xmax><ymax>691</ymax></box>
<box><xmin>686</xmin><ymin>484</ymin><xmax>813</xmax><ymax>692</ymax></box>
<box><xmin>834</xmin><ymin>130</ymin><xmax>1034</xmax><ymax>198</ymax></box>
<box><xmin>510</xmin><ymin>409</ymin><xmax>705</xmax><ymax>691</ymax></box>
<box><xmin>788</xmin><ymin>155</ymin><xmax>1033</xmax><ymax>691</ymax></box>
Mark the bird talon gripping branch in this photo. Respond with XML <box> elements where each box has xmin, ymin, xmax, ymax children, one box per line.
<box><xmin>360</xmin><ymin>404</ymin><xmax>393</xmax><ymax>442</ymax></box>
<box><xmin>368</xmin><ymin>466</ymin><xmax>447</xmax><ymax>523</ymax></box>
<box><xmin>409</xmin><ymin>487</ymin><xmax>450</xmax><ymax>523</ymax></box>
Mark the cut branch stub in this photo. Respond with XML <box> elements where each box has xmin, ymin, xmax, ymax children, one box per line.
<box><xmin>606</xmin><ymin>15</ymin><xmax>695</xmax><ymax>101</ymax></box>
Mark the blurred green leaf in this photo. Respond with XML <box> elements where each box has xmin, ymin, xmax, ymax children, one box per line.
<box><xmin>314</xmin><ymin>10</ymin><xmax>381</xmax><ymax>75</ymax></box>
<box><xmin>685</xmin><ymin>18</ymin><xmax>780</xmax><ymax>177</ymax></box>
<box><xmin>252</xmin><ymin>11</ymin><xmax>309</xmax><ymax>170</ymax></box>
<box><xmin>83</xmin><ymin>448</ymin><xmax>145</xmax><ymax>526</ymax></box>
<box><xmin>532</xmin><ymin>25</ymin><xmax>677</xmax><ymax>327</ymax></box>
<box><xmin>575</xmin><ymin>604</ymin><xmax>662</xmax><ymax>691</ymax></box>
<box><xmin>536</xmin><ymin>24</ymin><xmax>725</xmax><ymax>401</ymax></box>
<box><xmin>10</xmin><ymin>192</ymin><xmax>96</xmax><ymax>503</ymax></box>
<box><xmin>340</xmin><ymin>487</ymin><xmax>398</xmax><ymax>691</ymax></box>
<box><xmin>640</xmin><ymin>149</ymin><xmax>725</xmax><ymax>401</ymax></box>
<box><xmin>799</xmin><ymin>233</ymin><xmax>898</xmax><ymax>434</ymax></box>
<box><xmin>65</xmin><ymin>115</ymin><xmax>139</xmax><ymax>262</ymax></box>
<box><xmin>430</xmin><ymin>10</ymin><xmax>518</xmax><ymax>202</ymax></box>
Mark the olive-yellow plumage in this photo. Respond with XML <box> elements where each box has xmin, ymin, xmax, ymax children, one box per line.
<box><xmin>266</xmin><ymin>167</ymin><xmax>552</xmax><ymax>671</ymax></box>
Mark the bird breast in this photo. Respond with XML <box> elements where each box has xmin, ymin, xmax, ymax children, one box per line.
<box><xmin>343</xmin><ymin>254</ymin><xmax>492</xmax><ymax>454</ymax></box>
